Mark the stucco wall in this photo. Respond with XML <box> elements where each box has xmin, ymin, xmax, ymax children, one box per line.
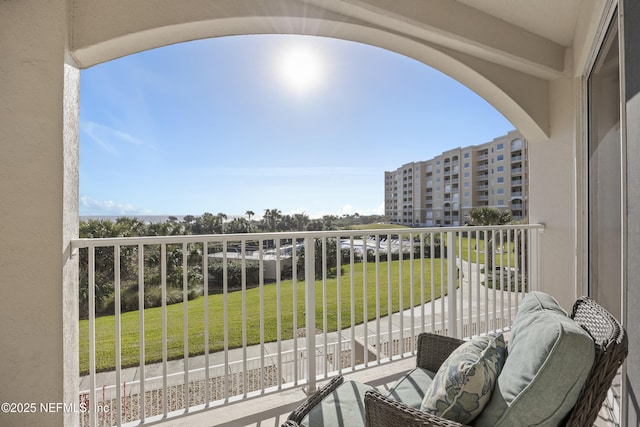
<box><xmin>527</xmin><ymin>77</ymin><xmax>579</xmax><ymax>310</ymax></box>
<box><xmin>0</xmin><ymin>1</ymin><xmax>74</xmax><ymax>426</ymax></box>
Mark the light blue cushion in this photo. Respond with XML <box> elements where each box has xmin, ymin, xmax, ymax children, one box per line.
<box><xmin>386</xmin><ymin>367</ymin><xmax>435</xmax><ymax>409</ymax></box>
<box><xmin>474</xmin><ymin>292</ymin><xmax>595</xmax><ymax>427</ymax></box>
<box><xmin>419</xmin><ymin>333</ymin><xmax>506</xmax><ymax>424</ymax></box>
<box><xmin>301</xmin><ymin>380</ymin><xmax>374</xmax><ymax>427</ymax></box>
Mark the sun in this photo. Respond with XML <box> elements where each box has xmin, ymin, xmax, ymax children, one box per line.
<box><xmin>278</xmin><ymin>46</ymin><xmax>324</xmax><ymax>95</ymax></box>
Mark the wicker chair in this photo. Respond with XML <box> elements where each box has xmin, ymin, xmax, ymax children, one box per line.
<box><xmin>285</xmin><ymin>296</ymin><xmax>627</xmax><ymax>427</ymax></box>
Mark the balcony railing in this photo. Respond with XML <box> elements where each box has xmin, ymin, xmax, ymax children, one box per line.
<box><xmin>72</xmin><ymin>224</ymin><xmax>543</xmax><ymax>427</ymax></box>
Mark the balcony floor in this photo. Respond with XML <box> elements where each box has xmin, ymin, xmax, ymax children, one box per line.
<box><xmin>155</xmin><ymin>355</ymin><xmax>618</xmax><ymax>427</ymax></box>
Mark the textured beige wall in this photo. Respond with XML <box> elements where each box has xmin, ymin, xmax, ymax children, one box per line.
<box><xmin>0</xmin><ymin>1</ymin><xmax>73</xmax><ymax>426</ymax></box>
<box><xmin>527</xmin><ymin>77</ymin><xmax>580</xmax><ymax>311</ymax></box>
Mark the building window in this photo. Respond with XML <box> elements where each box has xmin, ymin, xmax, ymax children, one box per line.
<box><xmin>497</xmin><ymin>154</ymin><xmax>504</xmax><ymax>161</ymax></box>
<box><xmin>464</xmin><ymin>191</ymin><xmax>470</xmax><ymax>197</ymax></box>
<box><xmin>497</xmin><ymin>188</ymin><xmax>504</xmax><ymax>195</ymax></box>
<box><xmin>464</xmin><ymin>152</ymin><xmax>470</xmax><ymax>158</ymax></box>
<box><xmin>498</xmin><ymin>199</ymin><xmax>505</xmax><ymax>206</ymax></box>
<box><xmin>464</xmin><ymin>182</ymin><xmax>470</xmax><ymax>188</ymax></box>
<box><xmin>497</xmin><ymin>143</ymin><xmax>504</xmax><ymax>150</ymax></box>
<box><xmin>464</xmin><ymin>172</ymin><xmax>470</xmax><ymax>178</ymax></box>
<box><xmin>464</xmin><ymin>162</ymin><xmax>470</xmax><ymax>168</ymax></box>
<box><xmin>497</xmin><ymin>166</ymin><xmax>504</xmax><ymax>172</ymax></box>
<box><xmin>497</xmin><ymin>177</ymin><xmax>504</xmax><ymax>183</ymax></box>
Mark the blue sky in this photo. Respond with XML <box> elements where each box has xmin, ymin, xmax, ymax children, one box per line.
<box><xmin>80</xmin><ymin>34</ymin><xmax>514</xmax><ymax>219</ymax></box>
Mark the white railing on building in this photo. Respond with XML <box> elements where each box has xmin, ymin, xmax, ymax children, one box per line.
<box><xmin>72</xmin><ymin>224</ymin><xmax>543</xmax><ymax>427</ymax></box>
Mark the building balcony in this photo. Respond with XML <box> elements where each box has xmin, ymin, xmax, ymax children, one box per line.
<box><xmin>73</xmin><ymin>225</ymin><xmax>545</xmax><ymax>427</ymax></box>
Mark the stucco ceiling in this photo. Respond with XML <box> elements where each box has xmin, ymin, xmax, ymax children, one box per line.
<box><xmin>457</xmin><ymin>0</ymin><xmax>580</xmax><ymax>47</ymax></box>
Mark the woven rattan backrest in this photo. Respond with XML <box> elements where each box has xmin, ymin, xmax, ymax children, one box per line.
<box><xmin>564</xmin><ymin>297</ymin><xmax>628</xmax><ymax>427</ymax></box>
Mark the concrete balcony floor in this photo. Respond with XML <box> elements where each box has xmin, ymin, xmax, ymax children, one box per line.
<box><xmin>157</xmin><ymin>355</ymin><xmax>618</xmax><ymax>427</ymax></box>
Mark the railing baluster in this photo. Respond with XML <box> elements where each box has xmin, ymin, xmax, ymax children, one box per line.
<box><xmin>349</xmin><ymin>236</ymin><xmax>355</xmax><ymax>369</ymax></box>
<box><xmin>161</xmin><ymin>243</ymin><xmax>168</xmax><ymax>417</ymax></box>
<box><xmin>182</xmin><ymin>242</ymin><xmax>189</xmax><ymax>411</ymax></box>
<box><xmin>430</xmin><ymin>233</ymin><xmax>435</xmax><ymax>334</ymax></box>
<box><xmin>241</xmin><ymin>240</ymin><xmax>248</xmax><ymax>397</ymax></box>
<box><xmin>322</xmin><ymin>237</ymin><xmax>328</xmax><ymax>378</ymax></box>
<box><xmin>420</xmin><ymin>233</ymin><xmax>425</xmax><ymax>336</ymax></box>
<box><xmin>88</xmin><ymin>247</ymin><xmax>96</xmax><ymax>427</ymax></box>
<box><xmin>409</xmin><ymin>233</ymin><xmax>415</xmax><ymax>353</ymax></box>
<box><xmin>362</xmin><ymin>234</ymin><xmax>368</xmax><ymax>366</ymax></box>
<box><xmin>114</xmin><ymin>245</ymin><xmax>122</xmax><ymax>426</ymax></box>
<box><xmin>467</xmin><ymin>231</ymin><xmax>472</xmax><ymax>337</ymax></box>
<box><xmin>447</xmin><ymin>231</ymin><xmax>457</xmax><ymax>338</ymax></box>
<box><xmin>375</xmin><ymin>234</ymin><xmax>381</xmax><ymax>362</ymax></box>
<box><xmin>259</xmin><ymin>238</ymin><xmax>265</xmax><ymax>393</ymax></box>
<box><xmin>440</xmin><ymin>231</ymin><xmax>445</xmax><ymax>334</ymax></box>
<box><xmin>336</xmin><ymin>236</ymin><xmax>342</xmax><ymax>375</ymax></box>
<box><xmin>398</xmin><ymin>237</ymin><xmax>403</xmax><ymax>354</ymax></box>
<box><xmin>203</xmin><ymin>241</ymin><xmax>210</xmax><ymax>406</ymax></box>
<box><xmin>292</xmin><ymin>238</ymin><xmax>299</xmax><ymax>384</ymax></box>
<box><xmin>275</xmin><ymin>238</ymin><xmax>282</xmax><ymax>388</ymax></box>
<box><xmin>222</xmin><ymin>241</ymin><xmax>229</xmax><ymax>400</ymax></box>
<box><xmin>386</xmin><ymin>234</ymin><xmax>392</xmax><ymax>356</ymax></box>
<box><xmin>457</xmin><ymin>231</ymin><xmax>463</xmax><ymax>337</ymax></box>
<box><xmin>305</xmin><ymin>237</ymin><xmax>316</xmax><ymax>391</ymax></box>
<box><xmin>138</xmin><ymin>244</ymin><xmax>145</xmax><ymax>422</ymax></box>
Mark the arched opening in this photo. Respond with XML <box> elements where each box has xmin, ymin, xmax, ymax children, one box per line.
<box><xmin>69</xmin><ymin>9</ymin><xmax>552</xmax><ymax>425</ymax></box>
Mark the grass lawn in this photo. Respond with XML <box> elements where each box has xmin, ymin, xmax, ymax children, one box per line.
<box><xmin>80</xmin><ymin>257</ymin><xmax>446</xmax><ymax>374</ymax></box>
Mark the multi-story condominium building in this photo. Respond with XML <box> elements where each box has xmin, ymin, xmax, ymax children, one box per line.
<box><xmin>385</xmin><ymin>130</ymin><xmax>527</xmax><ymax>226</ymax></box>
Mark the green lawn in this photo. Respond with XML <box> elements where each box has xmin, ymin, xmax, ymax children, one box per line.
<box><xmin>80</xmin><ymin>258</ymin><xmax>446</xmax><ymax>374</ymax></box>
<box><xmin>453</xmin><ymin>235</ymin><xmax>520</xmax><ymax>266</ymax></box>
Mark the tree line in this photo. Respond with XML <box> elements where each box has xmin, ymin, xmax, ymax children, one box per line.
<box><xmin>80</xmin><ymin>210</ymin><xmax>384</xmax><ymax>238</ymax></box>
<box><xmin>78</xmin><ymin>210</ymin><xmax>384</xmax><ymax>318</ymax></box>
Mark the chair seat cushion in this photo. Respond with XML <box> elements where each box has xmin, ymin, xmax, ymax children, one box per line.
<box><xmin>474</xmin><ymin>292</ymin><xmax>595</xmax><ymax>427</ymax></box>
<box><xmin>301</xmin><ymin>380</ymin><xmax>375</xmax><ymax>427</ymax></box>
<box><xmin>386</xmin><ymin>367</ymin><xmax>436</xmax><ymax>409</ymax></box>
<box><xmin>419</xmin><ymin>333</ymin><xmax>506</xmax><ymax>424</ymax></box>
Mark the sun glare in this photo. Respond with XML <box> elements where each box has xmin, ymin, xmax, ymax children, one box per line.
<box><xmin>278</xmin><ymin>46</ymin><xmax>324</xmax><ymax>95</ymax></box>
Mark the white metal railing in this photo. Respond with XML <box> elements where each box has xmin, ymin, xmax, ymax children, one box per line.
<box><xmin>72</xmin><ymin>224</ymin><xmax>543</xmax><ymax>426</ymax></box>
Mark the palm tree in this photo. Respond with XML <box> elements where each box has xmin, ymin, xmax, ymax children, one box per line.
<box><xmin>245</xmin><ymin>210</ymin><xmax>254</xmax><ymax>221</ymax></box>
<box><xmin>216</xmin><ymin>212</ymin><xmax>227</xmax><ymax>233</ymax></box>
<box><xmin>293</xmin><ymin>212</ymin><xmax>310</xmax><ymax>231</ymax></box>
<box><xmin>468</xmin><ymin>207</ymin><xmax>512</xmax><ymax>271</ymax></box>
<box><xmin>263</xmin><ymin>208</ymin><xmax>281</xmax><ymax>232</ymax></box>
<box><xmin>322</xmin><ymin>214</ymin><xmax>337</xmax><ymax>230</ymax></box>
<box><xmin>227</xmin><ymin>217</ymin><xmax>252</xmax><ymax>234</ymax></box>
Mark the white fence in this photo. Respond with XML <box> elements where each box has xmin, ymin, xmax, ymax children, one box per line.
<box><xmin>73</xmin><ymin>224</ymin><xmax>543</xmax><ymax>426</ymax></box>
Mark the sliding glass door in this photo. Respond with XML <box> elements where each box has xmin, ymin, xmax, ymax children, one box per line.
<box><xmin>587</xmin><ymin>15</ymin><xmax>622</xmax><ymax>319</ymax></box>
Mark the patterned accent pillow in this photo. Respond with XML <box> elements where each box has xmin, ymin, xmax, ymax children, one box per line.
<box><xmin>419</xmin><ymin>333</ymin><xmax>506</xmax><ymax>424</ymax></box>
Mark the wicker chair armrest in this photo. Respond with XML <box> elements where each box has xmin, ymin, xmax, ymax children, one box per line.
<box><xmin>416</xmin><ymin>333</ymin><xmax>465</xmax><ymax>372</ymax></box>
<box><xmin>364</xmin><ymin>390</ymin><xmax>469</xmax><ymax>427</ymax></box>
<box><xmin>280</xmin><ymin>421</ymin><xmax>300</xmax><ymax>427</ymax></box>
<box><xmin>286</xmin><ymin>375</ymin><xmax>344</xmax><ymax>424</ymax></box>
